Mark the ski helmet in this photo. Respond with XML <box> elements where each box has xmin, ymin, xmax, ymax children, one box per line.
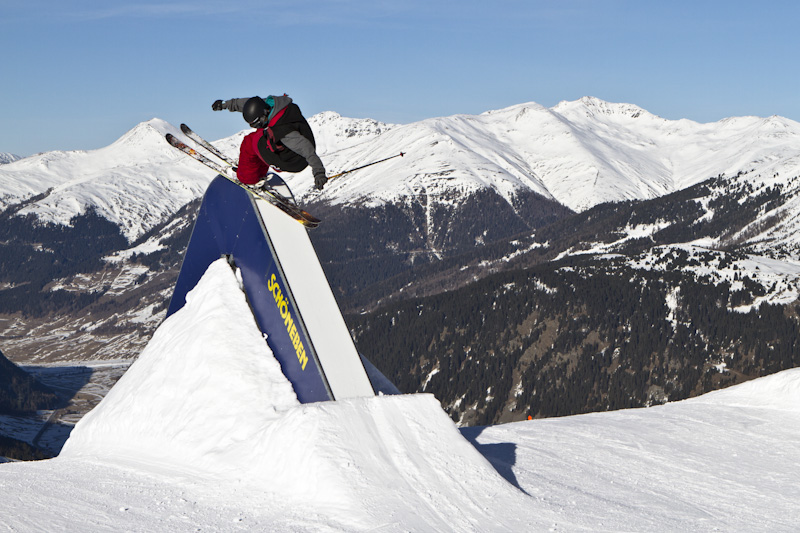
<box><xmin>242</xmin><ymin>97</ymin><xmax>270</xmax><ymax>128</ymax></box>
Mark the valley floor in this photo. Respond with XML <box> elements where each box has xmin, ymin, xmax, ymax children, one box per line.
<box><xmin>0</xmin><ymin>361</ymin><xmax>129</xmax><ymax>456</ymax></box>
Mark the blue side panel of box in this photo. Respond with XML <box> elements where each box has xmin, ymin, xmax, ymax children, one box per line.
<box><xmin>166</xmin><ymin>176</ymin><xmax>332</xmax><ymax>403</ymax></box>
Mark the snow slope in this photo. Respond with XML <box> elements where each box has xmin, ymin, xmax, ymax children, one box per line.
<box><xmin>472</xmin><ymin>368</ymin><xmax>800</xmax><ymax>531</ymax></box>
<box><xmin>309</xmin><ymin>96</ymin><xmax>800</xmax><ymax>214</ymax></box>
<box><xmin>0</xmin><ymin>119</ymin><xmax>216</xmax><ymax>241</ymax></box>
<box><xmin>0</xmin><ymin>152</ymin><xmax>21</xmax><ymax>165</ymax></box>
<box><xmin>4</xmin><ymin>98</ymin><xmax>800</xmax><ymax>242</ymax></box>
<box><xmin>55</xmin><ymin>259</ymin><xmax>531</xmax><ymax>531</ymax></box>
<box><xmin>2</xmin><ymin>258</ymin><xmax>800</xmax><ymax>531</ymax></box>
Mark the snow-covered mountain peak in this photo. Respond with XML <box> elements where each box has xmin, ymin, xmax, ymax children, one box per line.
<box><xmin>481</xmin><ymin>101</ymin><xmax>549</xmax><ymax>118</ymax></box>
<box><xmin>0</xmin><ymin>152</ymin><xmax>21</xmax><ymax>165</ymax></box>
<box><xmin>554</xmin><ymin>96</ymin><xmax>656</xmax><ymax>121</ymax></box>
<box><xmin>311</xmin><ymin>110</ymin><xmax>345</xmax><ymax>123</ymax></box>
<box><xmin>106</xmin><ymin>118</ymin><xmax>183</xmax><ymax>161</ymax></box>
<box><xmin>4</xmin><ymin>97</ymin><xmax>800</xmax><ymax>243</ymax></box>
<box><xmin>751</xmin><ymin>114</ymin><xmax>799</xmax><ymax>139</ymax></box>
<box><xmin>110</xmin><ymin>118</ymin><xmax>175</xmax><ymax>148</ymax></box>
<box><xmin>0</xmin><ymin>118</ymin><xmax>211</xmax><ymax>241</ymax></box>
<box><xmin>311</xmin><ymin>97</ymin><xmax>800</xmax><ymax>214</ymax></box>
<box><xmin>309</xmin><ymin>111</ymin><xmax>396</xmax><ymax>154</ymax></box>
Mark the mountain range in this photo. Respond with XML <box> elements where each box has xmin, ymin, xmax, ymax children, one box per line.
<box><xmin>1</xmin><ymin>96</ymin><xmax>799</xmax><ymax>426</ymax></box>
<box><xmin>4</xmin><ymin>96</ymin><xmax>800</xmax><ymax>240</ymax></box>
<box><xmin>308</xmin><ymin>96</ymin><xmax>800</xmax><ymax>214</ymax></box>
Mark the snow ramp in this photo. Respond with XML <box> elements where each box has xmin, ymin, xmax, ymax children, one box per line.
<box><xmin>166</xmin><ymin>175</ymin><xmax>374</xmax><ymax>403</ymax></box>
<box><xmin>59</xmin><ymin>257</ymin><xmax>533</xmax><ymax>531</ymax></box>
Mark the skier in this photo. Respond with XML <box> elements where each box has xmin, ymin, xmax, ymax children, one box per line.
<box><xmin>212</xmin><ymin>95</ymin><xmax>328</xmax><ymax>190</ymax></box>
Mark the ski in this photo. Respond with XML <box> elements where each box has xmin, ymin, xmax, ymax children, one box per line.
<box><xmin>166</xmin><ymin>133</ymin><xmax>230</xmax><ymax>175</ymax></box>
<box><xmin>180</xmin><ymin>123</ymin><xmax>238</xmax><ymax>167</ymax></box>
<box><xmin>175</xmin><ymin>126</ymin><xmax>320</xmax><ymax>227</ymax></box>
<box><xmin>165</xmin><ymin>133</ymin><xmax>319</xmax><ymax>228</ymax></box>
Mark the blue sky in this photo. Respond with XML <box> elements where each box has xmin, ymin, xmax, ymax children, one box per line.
<box><xmin>2</xmin><ymin>0</ymin><xmax>799</xmax><ymax>156</ymax></box>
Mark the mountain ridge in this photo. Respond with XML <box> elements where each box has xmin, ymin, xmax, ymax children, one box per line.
<box><xmin>2</xmin><ymin>97</ymin><xmax>800</xmax><ymax>365</ymax></box>
<box><xmin>3</xmin><ymin>97</ymin><xmax>800</xmax><ymax>242</ymax></box>
<box><xmin>0</xmin><ymin>153</ymin><xmax>21</xmax><ymax>165</ymax></box>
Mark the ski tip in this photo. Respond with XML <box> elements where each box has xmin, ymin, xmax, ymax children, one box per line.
<box><xmin>165</xmin><ymin>133</ymin><xmax>190</xmax><ymax>151</ymax></box>
<box><xmin>180</xmin><ymin>123</ymin><xmax>190</xmax><ymax>133</ymax></box>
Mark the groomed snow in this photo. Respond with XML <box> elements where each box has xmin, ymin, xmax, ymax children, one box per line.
<box><xmin>471</xmin><ymin>369</ymin><xmax>800</xmax><ymax>531</ymax></box>
<box><xmin>2</xmin><ymin>259</ymin><xmax>799</xmax><ymax>531</ymax></box>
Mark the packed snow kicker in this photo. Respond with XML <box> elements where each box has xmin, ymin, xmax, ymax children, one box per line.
<box><xmin>3</xmin><ymin>259</ymin><xmax>532</xmax><ymax>531</ymax></box>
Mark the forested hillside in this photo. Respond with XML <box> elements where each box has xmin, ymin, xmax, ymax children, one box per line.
<box><xmin>0</xmin><ymin>348</ymin><xmax>58</xmax><ymax>415</ymax></box>
<box><xmin>347</xmin><ymin>171</ymin><xmax>800</xmax><ymax>425</ymax></box>
<box><xmin>0</xmin><ymin>207</ymin><xmax>128</xmax><ymax>316</ymax></box>
<box><xmin>349</xmin><ymin>256</ymin><xmax>800</xmax><ymax>425</ymax></box>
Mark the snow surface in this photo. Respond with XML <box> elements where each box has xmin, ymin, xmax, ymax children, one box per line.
<box><xmin>5</xmin><ymin>98</ymin><xmax>800</xmax><ymax>244</ymax></box>
<box><xmin>0</xmin><ymin>152</ymin><xmax>21</xmax><ymax>165</ymax></box>
<box><xmin>309</xmin><ymin>96</ymin><xmax>800</xmax><ymax>214</ymax></box>
<box><xmin>623</xmin><ymin>244</ymin><xmax>800</xmax><ymax>311</ymax></box>
<box><xmin>0</xmin><ymin>119</ymin><xmax>214</xmax><ymax>241</ymax></box>
<box><xmin>471</xmin><ymin>369</ymin><xmax>800</xmax><ymax>531</ymax></box>
<box><xmin>2</xmin><ymin>258</ymin><xmax>800</xmax><ymax>531</ymax></box>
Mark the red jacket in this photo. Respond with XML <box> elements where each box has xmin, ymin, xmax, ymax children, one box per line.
<box><xmin>236</xmin><ymin>131</ymin><xmax>270</xmax><ymax>185</ymax></box>
<box><xmin>236</xmin><ymin>101</ymin><xmax>319</xmax><ymax>185</ymax></box>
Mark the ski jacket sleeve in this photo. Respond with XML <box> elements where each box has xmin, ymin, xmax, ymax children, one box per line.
<box><xmin>281</xmin><ymin>131</ymin><xmax>326</xmax><ymax>180</ymax></box>
<box><xmin>237</xmin><ymin>131</ymin><xmax>270</xmax><ymax>184</ymax></box>
<box><xmin>222</xmin><ymin>98</ymin><xmax>250</xmax><ymax>112</ymax></box>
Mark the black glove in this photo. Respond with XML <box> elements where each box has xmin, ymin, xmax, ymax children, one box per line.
<box><xmin>314</xmin><ymin>172</ymin><xmax>328</xmax><ymax>191</ymax></box>
<box><xmin>212</xmin><ymin>99</ymin><xmax>226</xmax><ymax>111</ymax></box>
